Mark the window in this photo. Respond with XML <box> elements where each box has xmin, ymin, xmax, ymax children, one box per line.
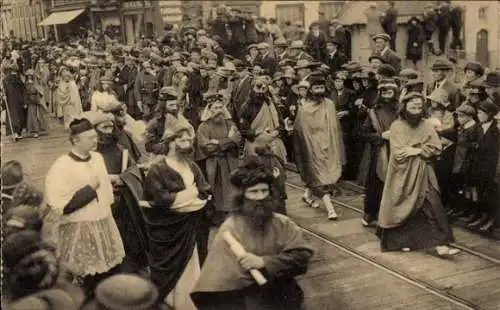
<box><xmin>478</xmin><ymin>7</ymin><xmax>488</xmax><ymax>20</ymax></box>
<box><xmin>275</xmin><ymin>3</ymin><xmax>304</xmax><ymax>27</ymax></box>
<box><xmin>319</xmin><ymin>1</ymin><xmax>345</xmax><ymax>21</ymax></box>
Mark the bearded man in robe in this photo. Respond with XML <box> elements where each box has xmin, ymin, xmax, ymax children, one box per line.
<box><xmin>85</xmin><ymin>111</ymin><xmax>148</xmax><ymax>275</ymax></box>
<box><xmin>143</xmin><ymin>122</ymin><xmax>211</xmax><ymax>308</ymax></box>
<box><xmin>359</xmin><ymin>79</ymin><xmax>399</xmax><ymax>227</ymax></box>
<box><xmin>145</xmin><ymin>86</ymin><xmax>194</xmax><ymax>155</ymax></box>
<box><xmin>238</xmin><ymin>76</ymin><xmax>287</xmax><ymax>163</ymax></box>
<box><xmin>377</xmin><ymin>92</ymin><xmax>459</xmax><ymax>257</ymax></box>
<box><xmin>293</xmin><ymin>72</ymin><xmax>344</xmax><ymax>220</ymax></box>
<box><xmin>191</xmin><ymin>155</ymin><xmax>314</xmax><ymax>310</ymax></box>
<box><xmin>196</xmin><ymin>92</ymin><xmax>241</xmax><ymax>226</ymax></box>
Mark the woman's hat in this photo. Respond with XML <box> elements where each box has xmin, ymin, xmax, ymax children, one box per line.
<box><xmin>291</xmin><ymin>80</ymin><xmax>311</xmax><ymax>95</ymax></box>
<box><xmin>427</xmin><ymin>88</ymin><xmax>450</xmax><ymax>107</ymax></box>
<box><xmin>464</xmin><ymin>61</ymin><xmax>485</xmax><ymax>76</ymax></box>
<box><xmin>1</xmin><ymin>160</ymin><xmax>24</xmax><ymax>190</ymax></box>
<box><xmin>203</xmin><ymin>92</ymin><xmax>223</xmax><ymax>103</ymax></box>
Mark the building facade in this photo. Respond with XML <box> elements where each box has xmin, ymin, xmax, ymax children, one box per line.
<box><xmin>1</xmin><ymin>0</ymin><xmax>48</xmax><ymax>40</ymax></box>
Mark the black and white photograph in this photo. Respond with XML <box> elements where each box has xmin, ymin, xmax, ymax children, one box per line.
<box><xmin>1</xmin><ymin>1</ymin><xmax>499</xmax><ymax>309</ymax></box>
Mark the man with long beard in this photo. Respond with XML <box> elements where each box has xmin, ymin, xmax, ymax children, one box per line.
<box><xmin>359</xmin><ymin>79</ymin><xmax>399</xmax><ymax>227</ymax></box>
<box><xmin>143</xmin><ymin>122</ymin><xmax>211</xmax><ymax>308</ymax></box>
<box><xmin>239</xmin><ymin>76</ymin><xmax>287</xmax><ymax>163</ymax></box>
<box><xmin>196</xmin><ymin>93</ymin><xmax>241</xmax><ymax>226</ymax></box>
<box><xmin>85</xmin><ymin>111</ymin><xmax>149</xmax><ymax>275</ymax></box>
<box><xmin>191</xmin><ymin>155</ymin><xmax>314</xmax><ymax>310</ymax></box>
<box><xmin>293</xmin><ymin>72</ymin><xmax>344</xmax><ymax>220</ymax></box>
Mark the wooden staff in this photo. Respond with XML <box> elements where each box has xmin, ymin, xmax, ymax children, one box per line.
<box><xmin>222</xmin><ymin>231</ymin><xmax>268</xmax><ymax>286</ymax></box>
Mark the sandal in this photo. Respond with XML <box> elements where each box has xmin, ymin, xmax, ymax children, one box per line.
<box><xmin>302</xmin><ymin>196</ymin><xmax>319</xmax><ymax>208</ymax></box>
<box><xmin>435</xmin><ymin>246</ymin><xmax>460</xmax><ymax>257</ymax></box>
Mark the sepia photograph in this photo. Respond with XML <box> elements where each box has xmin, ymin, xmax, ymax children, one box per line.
<box><xmin>1</xmin><ymin>0</ymin><xmax>499</xmax><ymax>309</ymax></box>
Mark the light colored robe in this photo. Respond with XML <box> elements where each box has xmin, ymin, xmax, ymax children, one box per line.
<box><xmin>378</xmin><ymin>119</ymin><xmax>442</xmax><ymax>228</ymax></box>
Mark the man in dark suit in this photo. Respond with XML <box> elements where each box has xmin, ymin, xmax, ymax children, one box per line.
<box><xmin>426</xmin><ymin>59</ymin><xmax>461</xmax><ymax>112</ymax></box>
<box><xmin>372</xmin><ymin>33</ymin><xmax>401</xmax><ymax>73</ymax></box>
<box><xmin>257</xmin><ymin>42</ymin><xmax>278</xmax><ymax>75</ymax></box>
<box><xmin>325</xmin><ymin>38</ymin><xmax>348</xmax><ymax>77</ymax></box>
<box><xmin>330</xmin><ymin>71</ymin><xmax>359</xmax><ymax>180</ymax></box>
<box><xmin>382</xmin><ymin>1</ymin><xmax>398</xmax><ymax>51</ymax></box>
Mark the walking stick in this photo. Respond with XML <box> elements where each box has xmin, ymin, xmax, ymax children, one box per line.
<box><xmin>222</xmin><ymin>231</ymin><xmax>268</xmax><ymax>286</ymax></box>
<box><xmin>2</xmin><ymin>95</ymin><xmax>17</xmax><ymax>142</ymax></box>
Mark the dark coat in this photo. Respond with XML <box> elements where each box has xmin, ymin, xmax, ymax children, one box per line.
<box><xmin>331</xmin><ymin>88</ymin><xmax>358</xmax><ymax>134</ymax></box>
<box><xmin>228</xmin><ymin>16</ymin><xmax>246</xmax><ymax>45</ymax></box>
<box><xmin>326</xmin><ymin>51</ymin><xmax>348</xmax><ymax>76</ymax></box>
<box><xmin>244</xmin><ymin>19</ymin><xmax>258</xmax><ymax>44</ymax></box>
<box><xmin>406</xmin><ymin>22</ymin><xmax>424</xmax><ymax>62</ymax></box>
<box><xmin>379</xmin><ymin>49</ymin><xmax>402</xmax><ymax>73</ymax></box>
<box><xmin>423</xmin><ymin>11</ymin><xmax>438</xmax><ymax>33</ymax></box>
<box><xmin>468</xmin><ymin>121</ymin><xmax>500</xmax><ymax>188</ymax></box>
<box><xmin>2</xmin><ymin>73</ymin><xmax>26</xmax><ymax>135</ymax></box>
<box><xmin>382</xmin><ymin>7</ymin><xmax>398</xmax><ymax>34</ymax></box>
<box><xmin>259</xmin><ymin>53</ymin><xmax>278</xmax><ymax>76</ymax></box>
<box><xmin>304</xmin><ymin>32</ymin><xmax>328</xmax><ymax>63</ymax></box>
<box><xmin>333</xmin><ymin>26</ymin><xmax>351</xmax><ymax>60</ymax></box>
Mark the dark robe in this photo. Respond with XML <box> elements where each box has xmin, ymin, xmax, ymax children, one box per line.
<box><xmin>326</xmin><ymin>50</ymin><xmax>348</xmax><ymax>76</ymax></box>
<box><xmin>304</xmin><ymin>32</ymin><xmax>328</xmax><ymax>63</ymax></box>
<box><xmin>115</xmin><ymin>127</ymin><xmax>142</xmax><ymax>163</ymax></box>
<box><xmin>229</xmin><ymin>74</ymin><xmax>254</xmax><ymax>121</ymax></box>
<box><xmin>96</xmin><ymin>140</ymin><xmax>147</xmax><ymax>273</ymax></box>
<box><xmin>359</xmin><ymin>102</ymin><xmax>398</xmax><ymax>221</ymax></box>
<box><xmin>144</xmin><ymin>159</ymin><xmax>211</xmax><ymax>301</ymax></box>
<box><xmin>191</xmin><ymin>214</ymin><xmax>314</xmax><ymax>310</ymax></box>
<box><xmin>406</xmin><ymin>22</ymin><xmax>424</xmax><ymax>63</ymax></box>
<box><xmin>124</xmin><ymin>65</ymin><xmax>141</xmax><ymax>120</ymax></box>
<box><xmin>3</xmin><ymin>73</ymin><xmax>27</xmax><ymax>136</ymax></box>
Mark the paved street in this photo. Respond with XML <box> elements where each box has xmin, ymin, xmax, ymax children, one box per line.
<box><xmin>4</xmin><ymin>119</ymin><xmax>500</xmax><ymax>309</ymax></box>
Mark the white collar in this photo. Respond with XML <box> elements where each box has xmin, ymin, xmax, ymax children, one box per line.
<box><xmin>436</xmin><ymin>79</ymin><xmax>448</xmax><ymax>88</ymax></box>
<box><xmin>482</xmin><ymin>120</ymin><xmax>493</xmax><ymax>133</ymax></box>
<box><xmin>330</xmin><ymin>50</ymin><xmax>337</xmax><ymax>57</ymax></box>
<box><xmin>380</xmin><ymin>46</ymin><xmax>389</xmax><ymax>55</ymax></box>
<box><xmin>463</xmin><ymin>119</ymin><xmax>476</xmax><ymax>129</ymax></box>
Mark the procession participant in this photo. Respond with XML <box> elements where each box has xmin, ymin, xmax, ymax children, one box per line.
<box><xmin>239</xmin><ymin>76</ymin><xmax>287</xmax><ymax>162</ymax></box>
<box><xmin>44</xmin><ymin>117</ymin><xmax>125</xmax><ymax>297</ymax></box>
<box><xmin>24</xmin><ymin>69</ymin><xmax>48</xmax><ymax>138</ymax></box>
<box><xmin>359</xmin><ymin>80</ymin><xmax>398</xmax><ymax>227</ymax></box>
<box><xmin>135</xmin><ymin>61</ymin><xmax>159</xmax><ymax>121</ymax></box>
<box><xmin>2</xmin><ymin>61</ymin><xmax>26</xmax><ymax>141</ymax></box>
<box><xmin>191</xmin><ymin>156</ymin><xmax>313</xmax><ymax>310</ymax></box>
<box><xmin>427</xmin><ymin>88</ymin><xmax>457</xmax><ymax>213</ymax></box>
<box><xmin>196</xmin><ymin>92</ymin><xmax>241</xmax><ymax>226</ymax></box>
<box><xmin>427</xmin><ymin>59</ymin><xmax>461</xmax><ymax>112</ymax></box>
<box><xmin>90</xmin><ymin>76</ymin><xmax>120</xmax><ymax>112</ymax></box>
<box><xmin>77</xmin><ymin>67</ymin><xmax>91</xmax><ymax>111</ymax></box>
<box><xmin>55</xmin><ymin>67</ymin><xmax>82</xmax><ymax>128</ymax></box>
<box><xmin>100</xmin><ymin>101</ymin><xmax>142</xmax><ymax>163</ymax></box>
<box><xmin>82</xmin><ymin>110</ymin><xmax>148</xmax><ymax>275</ymax></box>
<box><xmin>145</xmin><ymin>86</ymin><xmax>194</xmax><ymax>155</ymax></box>
<box><xmin>465</xmin><ymin>100</ymin><xmax>499</xmax><ymax>232</ymax></box>
<box><xmin>377</xmin><ymin>92</ymin><xmax>459</xmax><ymax>256</ymax></box>
<box><xmin>143</xmin><ymin>121</ymin><xmax>211</xmax><ymax>308</ymax></box>
<box><xmin>293</xmin><ymin>72</ymin><xmax>344</xmax><ymax>219</ymax></box>
<box><xmin>331</xmin><ymin>71</ymin><xmax>358</xmax><ymax>180</ymax></box>
<box><xmin>371</xmin><ymin>33</ymin><xmax>401</xmax><ymax>73</ymax></box>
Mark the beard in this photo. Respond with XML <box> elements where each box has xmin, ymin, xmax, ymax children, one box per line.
<box><xmin>212</xmin><ymin>112</ymin><xmax>225</xmax><ymax>123</ymax></box>
<box><xmin>309</xmin><ymin>92</ymin><xmax>325</xmax><ymax>102</ymax></box>
<box><xmin>251</xmin><ymin>91</ymin><xmax>267</xmax><ymax>101</ymax></box>
<box><xmin>240</xmin><ymin>197</ymin><xmax>276</xmax><ymax>228</ymax></box>
<box><xmin>175</xmin><ymin>144</ymin><xmax>194</xmax><ymax>156</ymax></box>
<box><xmin>405</xmin><ymin>112</ymin><xmax>424</xmax><ymax>127</ymax></box>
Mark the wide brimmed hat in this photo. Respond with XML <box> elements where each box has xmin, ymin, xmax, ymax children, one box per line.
<box><xmin>427</xmin><ymin>88</ymin><xmax>450</xmax><ymax>107</ymax></box>
<box><xmin>464</xmin><ymin>78</ymin><xmax>486</xmax><ymax>93</ymax></box>
<box><xmin>478</xmin><ymin>99</ymin><xmax>499</xmax><ymax>116</ymax></box>
<box><xmin>464</xmin><ymin>61</ymin><xmax>485</xmax><ymax>76</ymax></box>
<box><xmin>294</xmin><ymin>59</ymin><xmax>321</xmax><ymax>70</ymax></box>
<box><xmin>272</xmin><ymin>71</ymin><xmax>284</xmax><ymax>82</ymax></box>
<box><xmin>485</xmin><ymin>71</ymin><xmax>500</xmax><ymax>87</ymax></box>
<box><xmin>431</xmin><ymin>59</ymin><xmax>453</xmax><ymax>71</ymax></box>
<box><xmin>399</xmin><ymin>68</ymin><xmax>419</xmax><ymax>79</ymax></box>
<box><xmin>203</xmin><ymin>91</ymin><xmax>223</xmax><ymax>103</ymax></box>
<box><xmin>291</xmin><ymin>80</ymin><xmax>311</xmax><ymax>95</ymax></box>
<box><xmin>247</xmin><ymin>43</ymin><xmax>259</xmax><ymax>51</ymax></box>
<box><xmin>377</xmin><ymin>64</ymin><xmax>397</xmax><ymax>77</ymax></box>
<box><xmin>257</xmin><ymin>42</ymin><xmax>271</xmax><ymax>49</ymax></box>
<box><xmin>401</xmin><ymin>91</ymin><xmax>424</xmax><ymax>103</ymax></box>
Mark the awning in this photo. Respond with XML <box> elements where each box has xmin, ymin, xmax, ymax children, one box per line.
<box><xmin>38</xmin><ymin>9</ymin><xmax>85</xmax><ymax>26</ymax></box>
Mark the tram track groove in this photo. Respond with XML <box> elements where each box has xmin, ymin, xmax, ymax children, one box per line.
<box><xmin>283</xmin><ymin>168</ymin><xmax>500</xmax><ymax>310</ymax></box>
<box><xmin>285</xmin><ymin>167</ymin><xmax>500</xmax><ymax>265</ymax></box>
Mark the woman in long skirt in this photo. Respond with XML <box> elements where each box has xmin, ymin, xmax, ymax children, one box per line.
<box><xmin>54</xmin><ymin>67</ymin><xmax>83</xmax><ymax>127</ymax></box>
<box><xmin>377</xmin><ymin>93</ymin><xmax>460</xmax><ymax>257</ymax></box>
<box><xmin>25</xmin><ymin>70</ymin><xmax>48</xmax><ymax>137</ymax></box>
